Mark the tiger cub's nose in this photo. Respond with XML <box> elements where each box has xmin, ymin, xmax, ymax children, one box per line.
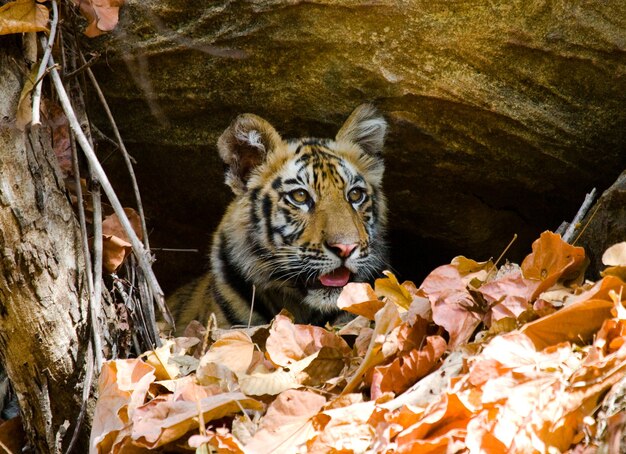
<box><xmin>327</xmin><ymin>242</ymin><xmax>358</xmax><ymax>258</ymax></box>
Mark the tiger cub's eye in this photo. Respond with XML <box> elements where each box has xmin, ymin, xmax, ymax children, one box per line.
<box><xmin>347</xmin><ymin>187</ymin><xmax>366</xmax><ymax>204</ymax></box>
<box><xmin>288</xmin><ymin>189</ymin><xmax>310</xmax><ymax>205</ymax></box>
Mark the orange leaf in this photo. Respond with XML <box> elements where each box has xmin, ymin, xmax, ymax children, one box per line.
<box><xmin>101</xmin><ymin>208</ymin><xmax>142</xmax><ymax>272</ymax></box>
<box><xmin>342</xmin><ymin>301</ymin><xmax>403</xmax><ymax>394</ymax></box>
<box><xmin>102</xmin><ymin>208</ymin><xmax>143</xmax><ymax>242</ymax></box>
<box><xmin>90</xmin><ymin>359</ymin><xmax>156</xmax><ymax>453</ymax></box>
<box><xmin>70</xmin><ymin>0</ymin><xmax>124</xmax><ymax>37</ymax></box>
<box><xmin>102</xmin><ymin>234</ymin><xmax>131</xmax><ymax>273</ymax></box>
<box><xmin>521</xmin><ymin>231</ymin><xmax>586</xmax><ymax>298</ymax></box>
<box><xmin>265</xmin><ymin>314</ymin><xmax>351</xmax><ymax>367</ymax></box>
<box><xmin>375</xmin><ymin>271</ymin><xmax>412</xmax><ymax>310</ymax></box>
<box><xmin>369</xmin><ymin>335</ymin><xmax>446</xmax><ymax>399</ymax></box>
<box><xmin>395</xmin><ymin>392</ymin><xmax>472</xmax><ymax>452</ymax></box>
<box><xmin>521</xmin><ymin>298</ymin><xmax>614</xmax><ymax>350</ymax></box>
<box><xmin>337</xmin><ymin>282</ymin><xmax>383</xmax><ymax>320</ymax></box>
<box><xmin>131</xmin><ymin>392</ymin><xmax>261</xmax><ymax>449</ymax></box>
<box><xmin>420</xmin><ymin>262</ymin><xmax>489</xmax><ymax>349</ymax></box>
<box><xmin>478</xmin><ymin>271</ymin><xmax>538</xmax><ymax>324</ymax></box>
<box><xmin>244</xmin><ymin>389</ymin><xmax>326</xmax><ymax>454</ymax></box>
<box><xmin>0</xmin><ymin>0</ymin><xmax>48</xmax><ymax>35</ymax></box>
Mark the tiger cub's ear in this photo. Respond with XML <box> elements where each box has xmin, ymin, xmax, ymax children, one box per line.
<box><xmin>335</xmin><ymin>104</ymin><xmax>387</xmax><ymax>156</ymax></box>
<box><xmin>217</xmin><ymin>114</ymin><xmax>283</xmax><ymax>194</ymax></box>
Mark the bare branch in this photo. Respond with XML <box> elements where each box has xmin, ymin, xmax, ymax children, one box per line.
<box><xmin>44</xmin><ymin>44</ymin><xmax>172</xmax><ymax>330</ymax></box>
<box><xmin>32</xmin><ymin>0</ymin><xmax>59</xmax><ymax>127</ymax></box>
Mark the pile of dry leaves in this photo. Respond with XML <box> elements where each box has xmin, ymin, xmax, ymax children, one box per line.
<box><xmin>89</xmin><ymin>232</ymin><xmax>626</xmax><ymax>453</ymax></box>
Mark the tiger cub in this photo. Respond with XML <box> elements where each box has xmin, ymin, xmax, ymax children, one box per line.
<box><xmin>169</xmin><ymin>104</ymin><xmax>388</xmax><ymax>331</ymax></box>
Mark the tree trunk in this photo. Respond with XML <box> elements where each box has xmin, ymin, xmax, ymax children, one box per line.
<box><xmin>0</xmin><ymin>36</ymin><xmax>92</xmax><ymax>452</ymax></box>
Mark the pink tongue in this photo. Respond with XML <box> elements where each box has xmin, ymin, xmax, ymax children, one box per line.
<box><xmin>319</xmin><ymin>267</ymin><xmax>351</xmax><ymax>287</ymax></box>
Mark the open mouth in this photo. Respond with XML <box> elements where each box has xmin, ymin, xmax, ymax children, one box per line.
<box><xmin>318</xmin><ymin>266</ymin><xmax>351</xmax><ymax>287</ymax></box>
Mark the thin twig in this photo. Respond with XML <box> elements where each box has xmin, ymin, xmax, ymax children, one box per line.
<box><xmin>63</xmin><ymin>52</ymin><xmax>100</xmax><ymax>80</ymax></box>
<box><xmin>64</xmin><ymin>340</ymin><xmax>95</xmax><ymax>454</ymax></box>
<box><xmin>488</xmin><ymin>234</ymin><xmax>518</xmax><ymax>275</ymax></box>
<box><xmin>82</xmin><ymin>52</ymin><xmax>150</xmax><ymax>249</ymax></box>
<box><xmin>63</xmin><ymin>40</ymin><xmax>105</xmax><ymax>371</ymax></box>
<box><xmin>91</xmin><ymin>182</ymin><xmax>104</xmax><ymax>371</ymax></box>
<box><xmin>45</xmin><ymin>49</ymin><xmax>173</xmax><ymax>326</ymax></box>
<box><xmin>69</xmin><ymin>134</ymin><xmax>104</xmax><ymax>370</ymax></box>
<box><xmin>573</xmin><ymin>201</ymin><xmax>602</xmax><ymax>246</ymax></box>
<box><xmin>151</xmin><ymin>247</ymin><xmax>200</xmax><ymax>253</ymax></box>
<box><xmin>563</xmin><ymin>188</ymin><xmax>597</xmax><ymax>244</ymax></box>
<box><xmin>32</xmin><ymin>0</ymin><xmax>59</xmax><ymax>127</ymax></box>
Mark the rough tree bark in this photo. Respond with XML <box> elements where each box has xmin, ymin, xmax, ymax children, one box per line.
<box><xmin>0</xmin><ymin>36</ymin><xmax>93</xmax><ymax>452</ymax></box>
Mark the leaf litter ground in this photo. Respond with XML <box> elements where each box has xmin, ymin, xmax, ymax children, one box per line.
<box><xmin>90</xmin><ymin>232</ymin><xmax>626</xmax><ymax>453</ymax></box>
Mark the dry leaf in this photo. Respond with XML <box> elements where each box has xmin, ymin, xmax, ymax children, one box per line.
<box><xmin>420</xmin><ymin>262</ymin><xmax>488</xmax><ymax>349</ymax></box>
<box><xmin>521</xmin><ymin>231</ymin><xmax>586</xmax><ymax>298</ymax></box>
<box><xmin>89</xmin><ymin>359</ymin><xmax>156</xmax><ymax>453</ymax></box>
<box><xmin>0</xmin><ymin>417</ymin><xmax>26</xmax><ymax>454</ymax></box>
<box><xmin>245</xmin><ymin>389</ymin><xmax>326</xmax><ymax>454</ymax></box>
<box><xmin>307</xmin><ymin>400</ymin><xmax>378</xmax><ymax>453</ymax></box>
<box><xmin>337</xmin><ymin>282</ymin><xmax>383</xmax><ymax>320</ymax></box>
<box><xmin>143</xmin><ymin>340</ymin><xmax>182</xmax><ymax>381</ymax></box>
<box><xmin>131</xmin><ymin>391</ymin><xmax>261</xmax><ymax>449</ymax></box>
<box><xmin>602</xmin><ymin>242</ymin><xmax>626</xmax><ymax>267</ymax></box>
<box><xmin>238</xmin><ymin>352</ymin><xmax>319</xmax><ymax>396</ymax></box>
<box><xmin>375</xmin><ymin>271</ymin><xmax>413</xmax><ymax>311</ymax></box>
<box><xmin>369</xmin><ymin>335</ymin><xmax>446</xmax><ymax>399</ymax></box>
<box><xmin>71</xmin><ymin>0</ymin><xmax>124</xmax><ymax>37</ymax></box>
<box><xmin>102</xmin><ymin>207</ymin><xmax>143</xmax><ymax>242</ymax></box>
<box><xmin>478</xmin><ymin>271</ymin><xmax>538</xmax><ymax>324</ymax></box>
<box><xmin>198</xmin><ymin>331</ymin><xmax>255</xmax><ymax>377</ymax></box>
<box><xmin>343</xmin><ymin>301</ymin><xmax>402</xmax><ymax>394</ymax></box>
<box><xmin>523</xmin><ymin>276</ymin><xmax>626</xmax><ymax>351</ymax></box>
<box><xmin>44</xmin><ymin>102</ymin><xmax>73</xmax><ymax>177</ymax></box>
<box><xmin>102</xmin><ymin>234</ymin><xmax>132</xmax><ymax>273</ymax></box>
<box><xmin>265</xmin><ymin>314</ymin><xmax>351</xmax><ymax>367</ymax></box>
<box><xmin>0</xmin><ymin>0</ymin><xmax>48</xmax><ymax>35</ymax></box>
<box><xmin>394</xmin><ymin>392</ymin><xmax>472</xmax><ymax>453</ymax></box>
<box><xmin>101</xmin><ymin>208</ymin><xmax>142</xmax><ymax>272</ymax></box>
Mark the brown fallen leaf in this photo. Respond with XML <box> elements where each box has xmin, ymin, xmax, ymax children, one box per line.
<box><xmin>375</xmin><ymin>270</ymin><xmax>414</xmax><ymax>311</ymax></box>
<box><xmin>265</xmin><ymin>314</ymin><xmax>351</xmax><ymax>367</ymax></box>
<box><xmin>0</xmin><ymin>417</ymin><xmax>26</xmax><ymax>454</ymax></box>
<box><xmin>420</xmin><ymin>258</ymin><xmax>492</xmax><ymax>349</ymax></box>
<box><xmin>71</xmin><ymin>0</ymin><xmax>124</xmax><ymax>37</ymax></box>
<box><xmin>343</xmin><ymin>301</ymin><xmax>402</xmax><ymax>394</ymax></box>
<box><xmin>102</xmin><ymin>234</ymin><xmax>132</xmax><ymax>273</ymax></box>
<box><xmin>130</xmin><ymin>391</ymin><xmax>261</xmax><ymax>449</ymax></box>
<box><xmin>369</xmin><ymin>335</ymin><xmax>447</xmax><ymax>399</ymax></box>
<box><xmin>101</xmin><ymin>208</ymin><xmax>142</xmax><ymax>272</ymax></box>
<box><xmin>307</xmin><ymin>399</ymin><xmax>378</xmax><ymax>453</ymax></box>
<box><xmin>0</xmin><ymin>0</ymin><xmax>48</xmax><ymax>36</ymax></box>
<box><xmin>337</xmin><ymin>282</ymin><xmax>383</xmax><ymax>320</ymax></box>
<box><xmin>478</xmin><ymin>271</ymin><xmax>538</xmax><ymax>325</ymax></box>
<box><xmin>89</xmin><ymin>359</ymin><xmax>156</xmax><ymax>453</ymax></box>
<box><xmin>521</xmin><ymin>231</ymin><xmax>586</xmax><ymax>299</ymax></box>
<box><xmin>520</xmin><ymin>276</ymin><xmax>625</xmax><ymax>350</ymax></box>
<box><xmin>244</xmin><ymin>389</ymin><xmax>326</xmax><ymax>454</ymax></box>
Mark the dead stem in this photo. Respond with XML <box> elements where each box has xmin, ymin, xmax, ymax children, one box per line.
<box><xmin>44</xmin><ymin>47</ymin><xmax>172</xmax><ymax>327</ymax></box>
<box><xmin>32</xmin><ymin>0</ymin><xmax>58</xmax><ymax>127</ymax></box>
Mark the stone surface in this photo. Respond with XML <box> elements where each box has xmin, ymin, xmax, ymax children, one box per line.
<box><xmin>578</xmin><ymin>170</ymin><xmax>626</xmax><ymax>278</ymax></box>
<box><xmin>86</xmin><ymin>0</ymin><xmax>626</xmax><ymax>291</ymax></box>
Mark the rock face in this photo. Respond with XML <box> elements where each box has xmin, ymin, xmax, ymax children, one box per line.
<box><xmin>87</xmin><ymin>0</ymin><xmax>626</xmax><ymax>290</ymax></box>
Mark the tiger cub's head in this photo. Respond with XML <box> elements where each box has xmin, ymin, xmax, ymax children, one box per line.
<box><xmin>217</xmin><ymin>104</ymin><xmax>388</xmax><ymax>316</ymax></box>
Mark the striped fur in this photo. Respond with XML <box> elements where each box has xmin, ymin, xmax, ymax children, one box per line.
<box><xmin>168</xmin><ymin>104</ymin><xmax>388</xmax><ymax>331</ymax></box>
